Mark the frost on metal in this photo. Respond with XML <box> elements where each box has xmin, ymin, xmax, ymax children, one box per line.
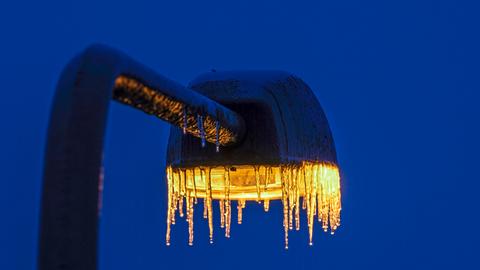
<box><xmin>113</xmin><ymin>75</ymin><xmax>235</xmax><ymax>147</ymax></box>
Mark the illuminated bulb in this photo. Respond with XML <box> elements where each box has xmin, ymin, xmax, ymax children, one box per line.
<box><xmin>165</xmin><ymin>162</ymin><xmax>341</xmax><ymax>247</ymax></box>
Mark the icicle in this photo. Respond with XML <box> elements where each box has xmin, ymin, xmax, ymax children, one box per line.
<box><xmin>178</xmin><ymin>197</ymin><xmax>184</xmax><ymax>218</ymax></box>
<box><xmin>288</xmin><ymin>167</ymin><xmax>294</xmax><ymax>230</ymax></box>
<box><xmin>188</xmin><ymin>197</ymin><xmax>194</xmax><ymax>245</ymax></box>
<box><xmin>317</xmin><ymin>165</ymin><xmax>323</xmax><ymax>224</ymax></box>
<box><xmin>171</xmin><ymin>192</ymin><xmax>176</xmax><ymax>225</ymax></box>
<box><xmin>237</xmin><ymin>202</ymin><xmax>242</xmax><ymax>224</ymax></box>
<box><xmin>226</xmin><ymin>200</ymin><xmax>231</xmax><ymax>238</ymax></box>
<box><xmin>186</xmin><ymin>187</ymin><xmax>194</xmax><ymax>246</ymax></box>
<box><xmin>171</xmin><ymin>170</ymin><xmax>179</xmax><ymax>225</ymax></box>
<box><xmin>281</xmin><ymin>166</ymin><xmax>289</xmax><ymax>249</ymax></box>
<box><xmin>197</xmin><ymin>114</ymin><xmax>206</xmax><ymax>147</ymax></box>
<box><xmin>206</xmin><ymin>168</ymin><xmax>214</xmax><ymax>244</ymax></box>
<box><xmin>305</xmin><ymin>164</ymin><xmax>311</xmax><ymax>232</ymax></box>
<box><xmin>166</xmin><ymin>167</ymin><xmax>173</xmax><ymax>246</ymax></box>
<box><xmin>302</xmin><ymin>167</ymin><xmax>307</xmax><ymax>210</ymax></box>
<box><xmin>182</xmin><ymin>106</ymin><xmax>187</xmax><ymax>135</ymax></box>
<box><xmin>264</xmin><ymin>199</ymin><xmax>270</xmax><ymax>212</ymax></box>
<box><xmin>294</xmin><ymin>167</ymin><xmax>300</xmax><ymax>231</ymax></box>
<box><xmin>178</xmin><ymin>170</ymin><xmax>184</xmax><ymax>218</ymax></box>
<box><xmin>203</xmin><ymin>198</ymin><xmax>208</xmax><ymax>219</ymax></box>
<box><xmin>308</xmin><ymin>164</ymin><xmax>317</xmax><ymax>246</ymax></box>
<box><xmin>215</xmin><ymin>120</ymin><xmax>220</xmax><ymax>152</ymax></box>
<box><xmin>237</xmin><ymin>200</ymin><xmax>244</xmax><ymax>224</ymax></box>
<box><xmin>201</xmin><ymin>169</ymin><xmax>207</xmax><ymax>219</ymax></box>
<box><xmin>220</xmin><ymin>200</ymin><xmax>225</xmax><ymax>228</ymax></box>
<box><xmin>225</xmin><ymin>167</ymin><xmax>231</xmax><ymax>238</ymax></box>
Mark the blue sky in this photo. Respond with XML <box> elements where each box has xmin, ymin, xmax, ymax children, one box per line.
<box><xmin>1</xmin><ymin>0</ymin><xmax>479</xmax><ymax>269</ymax></box>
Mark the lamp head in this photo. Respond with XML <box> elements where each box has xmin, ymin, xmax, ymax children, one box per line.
<box><xmin>168</xmin><ymin>70</ymin><xmax>337</xmax><ymax>165</ymax></box>
<box><xmin>165</xmin><ymin>71</ymin><xmax>341</xmax><ymax>248</ymax></box>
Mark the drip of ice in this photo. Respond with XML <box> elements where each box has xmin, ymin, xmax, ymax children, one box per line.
<box><xmin>197</xmin><ymin>114</ymin><xmax>206</xmax><ymax>147</ymax></box>
<box><xmin>215</xmin><ymin>120</ymin><xmax>220</xmax><ymax>152</ymax></box>
<box><xmin>182</xmin><ymin>107</ymin><xmax>187</xmax><ymax>135</ymax></box>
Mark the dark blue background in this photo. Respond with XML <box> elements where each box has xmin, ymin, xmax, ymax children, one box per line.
<box><xmin>1</xmin><ymin>0</ymin><xmax>479</xmax><ymax>269</ymax></box>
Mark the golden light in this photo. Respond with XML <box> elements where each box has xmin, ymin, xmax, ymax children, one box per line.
<box><xmin>166</xmin><ymin>162</ymin><xmax>341</xmax><ymax>249</ymax></box>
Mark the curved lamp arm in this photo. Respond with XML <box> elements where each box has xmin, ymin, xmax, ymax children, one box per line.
<box><xmin>38</xmin><ymin>44</ymin><xmax>245</xmax><ymax>270</ymax></box>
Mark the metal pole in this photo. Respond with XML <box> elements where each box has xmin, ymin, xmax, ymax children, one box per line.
<box><xmin>38</xmin><ymin>44</ymin><xmax>245</xmax><ymax>270</ymax></box>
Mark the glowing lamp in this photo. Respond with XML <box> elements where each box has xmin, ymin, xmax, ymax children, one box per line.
<box><xmin>39</xmin><ymin>45</ymin><xmax>341</xmax><ymax>270</ymax></box>
<box><xmin>165</xmin><ymin>71</ymin><xmax>341</xmax><ymax>248</ymax></box>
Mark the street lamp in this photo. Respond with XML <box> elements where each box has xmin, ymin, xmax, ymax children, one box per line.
<box><xmin>39</xmin><ymin>45</ymin><xmax>341</xmax><ymax>270</ymax></box>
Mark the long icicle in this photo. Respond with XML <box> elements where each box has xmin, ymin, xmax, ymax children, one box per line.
<box><xmin>197</xmin><ymin>114</ymin><xmax>206</xmax><ymax>148</ymax></box>
<box><xmin>188</xmin><ymin>197</ymin><xmax>194</xmax><ymax>245</ymax></box>
<box><xmin>201</xmin><ymin>168</ymin><xmax>207</xmax><ymax>219</ymax></box>
<box><xmin>281</xmin><ymin>166</ymin><xmax>289</xmax><ymax>249</ymax></box>
<box><xmin>206</xmin><ymin>168</ymin><xmax>214</xmax><ymax>243</ymax></box>
<box><xmin>219</xmin><ymin>200</ymin><xmax>225</xmax><ymax>228</ymax></box>
<box><xmin>225</xmin><ymin>167</ymin><xmax>231</xmax><ymax>238</ymax></box>
<box><xmin>294</xmin><ymin>167</ymin><xmax>300</xmax><ymax>231</ymax></box>
<box><xmin>288</xmin><ymin>166</ymin><xmax>294</xmax><ymax>231</ymax></box>
<box><xmin>178</xmin><ymin>170</ymin><xmax>184</xmax><ymax>218</ymax></box>
<box><xmin>215</xmin><ymin>120</ymin><xmax>220</xmax><ymax>152</ymax></box>
<box><xmin>309</xmin><ymin>163</ymin><xmax>317</xmax><ymax>245</ymax></box>
<box><xmin>166</xmin><ymin>167</ymin><xmax>173</xmax><ymax>246</ymax></box>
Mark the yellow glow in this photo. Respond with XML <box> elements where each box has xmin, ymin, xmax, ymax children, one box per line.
<box><xmin>165</xmin><ymin>162</ymin><xmax>341</xmax><ymax>248</ymax></box>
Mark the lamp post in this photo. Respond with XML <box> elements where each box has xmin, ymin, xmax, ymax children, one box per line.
<box><xmin>39</xmin><ymin>45</ymin><xmax>341</xmax><ymax>270</ymax></box>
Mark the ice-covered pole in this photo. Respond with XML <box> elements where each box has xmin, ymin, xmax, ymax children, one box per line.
<box><xmin>111</xmin><ymin>49</ymin><xmax>245</xmax><ymax>146</ymax></box>
<box><xmin>113</xmin><ymin>72</ymin><xmax>245</xmax><ymax>146</ymax></box>
<box><xmin>38</xmin><ymin>44</ymin><xmax>245</xmax><ymax>270</ymax></box>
